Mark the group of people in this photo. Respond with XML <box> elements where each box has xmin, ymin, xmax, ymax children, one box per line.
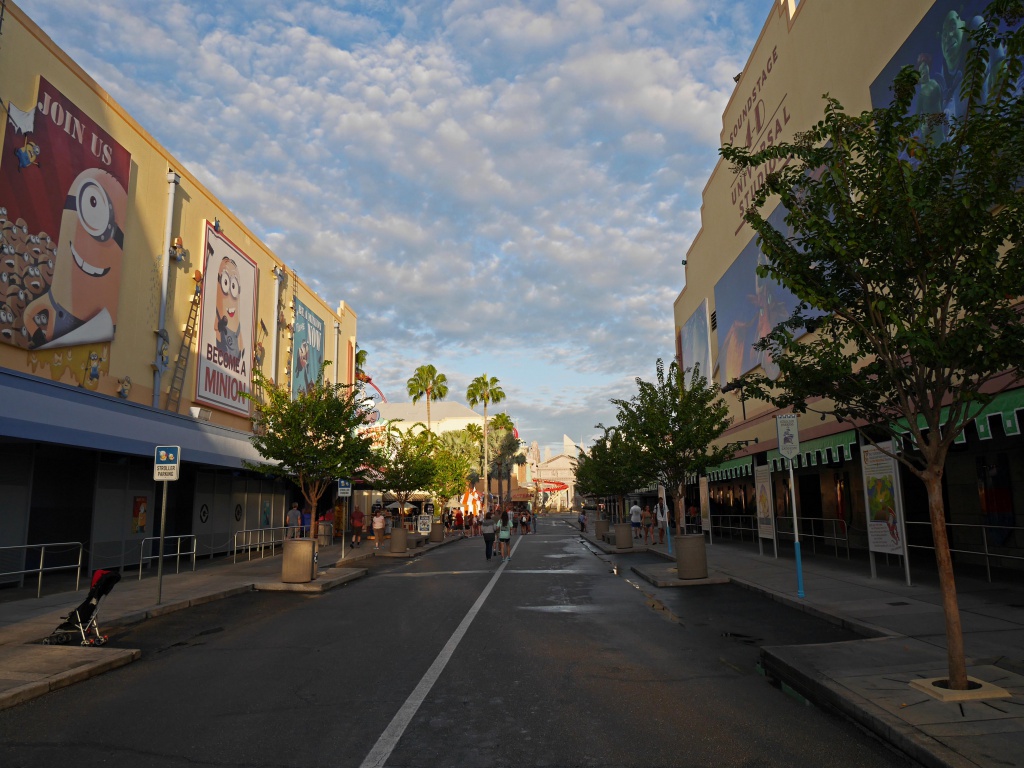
<box><xmin>629</xmin><ymin>498</ymin><xmax>669</xmax><ymax>545</ymax></box>
<box><xmin>347</xmin><ymin>506</ymin><xmax>389</xmax><ymax>549</ymax></box>
<box><xmin>480</xmin><ymin>508</ymin><xmax>527</xmax><ymax>562</ymax></box>
<box><xmin>444</xmin><ymin>507</ymin><xmax>537</xmax><ymax>537</ymax></box>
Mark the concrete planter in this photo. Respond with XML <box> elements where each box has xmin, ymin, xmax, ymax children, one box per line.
<box><xmin>614</xmin><ymin>522</ymin><xmax>634</xmax><ymax>549</ymax></box>
<box><xmin>282</xmin><ymin>538</ymin><xmax>317</xmax><ymax>583</ymax></box>
<box><xmin>389</xmin><ymin>525</ymin><xmax>408</xmax><ymax>553</ymax></box>
<box><xmin>594</xmin><ymin>519</ymin><xmax>610</xmax><ymax>538</ymax></box>
<box><xmin>674</xmin><ymin>534</ymin><xmax>707</xmax><ymax>579</ymax></box>
<box><xmin>429</xmin><ymin>521</ymin><xmax>444</xmax><ymax>543</ymax></box>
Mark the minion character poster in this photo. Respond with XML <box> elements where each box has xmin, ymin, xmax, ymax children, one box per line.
<box><xmin>291</xmin><ymin>298</ymin><xmax>325</xmax><ymax>399</ymax></box>
<box><xmin>195</xmin><ymin>223</ymin><xmax>258</xmax><ymax>416</ymax></box>
<box><xmin>0</xmin><ymin>78</ymin><xmax>131</xmax><ymax>351</ymax></box>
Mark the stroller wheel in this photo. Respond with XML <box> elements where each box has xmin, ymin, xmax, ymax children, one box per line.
<box><xmin>42</xmin><ymin>637</ymin><xmax>51</xmax><ymax>645</ymax></box>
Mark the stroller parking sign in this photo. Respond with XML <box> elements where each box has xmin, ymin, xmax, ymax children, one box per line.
<box><xmin>154</xmin><ymin>446</ymin><xmax>181</xmax><ymax>481</ymax></box>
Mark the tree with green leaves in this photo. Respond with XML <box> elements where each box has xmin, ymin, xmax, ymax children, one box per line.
<box><xmin>490</xmin><ymin>428</ymin><xmax>526</xmax><ymax>506</ymax></box>
<box><xmin>490</xmin><ymin>412</ymin><xmax>514</xmax><ymax>432</ymax></box>
<box><xmin>719</xmin><ymin>4</ymin><xmax>1024</xmax><ymax>691</ymax></box>
<box><xmin>612</xmin><ymin>360</ymin><xmax>734</xmax><ymax>533</ymax></box>
<box><xmin>407</xmin><ymin>364</ymin><xmax>449</xmax><ymax>434</ymax></box>
<box><xmin>425</xmin><ymin>441</ymin><xmax>472</xmax><ymax>520</ymax></box>
<box><xmin>573</xmin><ymin>424</ymin><xmax>644</xmax><ymax>523</ymax></box>
<box><xmin>466</xmin><ymin>374</ymin><xmax>506</xmax><ymax>511</ymax></box>
<box><xmin>243</xmin><ymin>363</ymin><xmax>377</xmax><ymax>538</ymax></box>
<box><xmin>371</xmin><ymin>423</ymin><xmax>436</xmax><ymax>526</ymax></box>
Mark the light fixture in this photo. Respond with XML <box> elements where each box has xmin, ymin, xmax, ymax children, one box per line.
<box><xmin>681</xmin><ymin>259</ymin><xmax>687</xmax><ymax>266</ymax></box>
<box><xmin>733</xmin><ymin>72</ymin><xmax>743</xmax><ymax>83</ymax></box>
<box><xmin>213</xmin><ymin>218</ymin><xmax>222</xmax><ymax>233</ymax></box>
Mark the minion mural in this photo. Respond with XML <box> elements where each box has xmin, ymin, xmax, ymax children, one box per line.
<box><xmin>0</xmin><ymin>79</ymin><xmax>130</xmax><ymax>363</ymax></box>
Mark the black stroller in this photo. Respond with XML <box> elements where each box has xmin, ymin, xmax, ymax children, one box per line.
<box><xmin>43</xmin><ymin>569</ymin><xmax>121</xmax><ymax>646</ymax></box>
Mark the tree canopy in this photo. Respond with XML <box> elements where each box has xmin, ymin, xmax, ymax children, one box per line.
<box><xmin>719</xmin><ymin>3</ymin><xmax>1024</xmax><ymax>690</ymax></box>
<box><xmin>407</xmin><ymin>364</ymin><xmax>449</xmax><ymax>434</ymax></box>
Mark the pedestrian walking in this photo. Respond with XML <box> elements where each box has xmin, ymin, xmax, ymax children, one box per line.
<box><xmin>301</xmin><ymin>505</ymin><xmax>312</xmax><ymax>537</ymax></box>
<box><xmin>372</xmin><ymin>508</ymin><xmax>386</xmax><ymax>550</ymax></box>
<box><xmin>578</xmin><ymin>508</ymin><xmax>587</xmax><ymax>533</ymax></box>
<box><xmin>351</xmin><ymin>506</ymin><xmax>364</xmax><ymax>548</ymax></box>
<box><xmin>642</xmin><ymin>504</ymin><xmax>654</xmax><ymax>544</ymax></box>
<box><xmin>519</xmin><ymin>510</ymin><xmax>529</xmax><ymax>535</ymax></box>
<box><xmin>531</xmin><ymin>510</ymin><xmax>538</xmax><ymax>534</ymax></box>
<box><xmin>285</xmin><ymin>502</ymin><xmax>300</xmax><ymax>538</ymax></box>
<box><xmin>497</xmin><ymin>510</ymin><xmax>513</xmax><ymax>561</ymax></box>
<box><xmin>455</xmin><ymin>508</ymin><xmax>464</xmax><ymax>534</ymax></box>
<box><xmin>654</xmin><ymin>497</ymin><xmax>667</xmax><ymax>544</ymax></box>
<box><xmin>481</xmin><ymin>511</ymin><xmax>496</xmax><ymax>561</ymax></box>
<box><xmin>629</xmin><ymin>501</ymin><xmax>642</xmax><ymax>539</ymax></box>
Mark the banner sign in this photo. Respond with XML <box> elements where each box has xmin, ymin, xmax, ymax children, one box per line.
<box><xmin>195</xmin><ymin>223</ymin><xmax>258</xmax><ymax>416</ymax></box>
<box><xmin>291</xmin><ymin>297</ymin><xmax>325</xmax><ymax>399</ymax></box>
<box><xmin>755</xmin><ymin>464</ymin><xmax>776</xmax><ymax>540</ymax></box>
<box><xmin>861</xmin><ymin>442</ymin><xmax>906</xmax><ymax>556</ymax></box>
<box><xmin>0</xmin><ymin>77</ymin><xmax>132</xmax><ymax>351</ymax></box>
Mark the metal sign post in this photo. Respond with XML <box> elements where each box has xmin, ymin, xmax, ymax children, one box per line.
<box><xmin>153</xmin><ymin>446</ymin><xmax>181</xmax><ymax>604</ymax></box>
<box><xmin>776</xmin><ymin>416</ymin><xmax>805</xmax><ymax>598</ymax></box>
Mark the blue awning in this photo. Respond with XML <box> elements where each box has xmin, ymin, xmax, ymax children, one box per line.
<box><xmin>0</xmin><ymin>370</ymin><xmax>265</xmax><ymax>468</ymax></box>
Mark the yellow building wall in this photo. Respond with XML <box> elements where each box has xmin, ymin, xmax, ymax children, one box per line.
<box><xmin>674</xmin><ymin>0</ymin><xmax>934</xmax><ymax>445</ymax></box>
<box><xmin>0</xmin><ymin>2</ymin><xmax>356</xmax><ymax>432</ymax></box>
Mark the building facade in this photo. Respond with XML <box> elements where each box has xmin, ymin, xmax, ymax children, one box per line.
<box><xmin>674</xmin><ymin>0</ymin><xmax>1023</xmax><ymax>575</ymax></box>
<box><xmin>0</xmin><ymin>2</ymin><xmax>358</xmax><ymax>583</ymax></box>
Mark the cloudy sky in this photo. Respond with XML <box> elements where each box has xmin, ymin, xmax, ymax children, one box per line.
<box><xmin>19</xmin><ymin>0</ymin><xmax>772</xmax><ymax>455</ymax></box>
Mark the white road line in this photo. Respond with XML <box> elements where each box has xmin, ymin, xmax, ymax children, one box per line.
<box><xmin>358</xmin><ymin>535</ymin><xmax>524</xmax><ymax>768</ymax></box>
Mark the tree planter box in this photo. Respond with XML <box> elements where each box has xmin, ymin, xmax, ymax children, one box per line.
<box><xmin>674</xmin><ymin>534</ymin><xmax>707</xmax><ymax>579</ymax></box>
<box><xmin>282</xmin><ymin>538</ymin><xmax>316</xmax><ymax>583</ymax></box>
<box><xmin>429</xmin><ymin>521</ymin><xmax>444</xmax><ymax>542</ymax></box>
<box><xmin>614</xmin><ymin>522</ymin><xmax>634</xmax><ymax>549</ymax></box>
<box><xmin>594</xmin><ymin>519</ymin><xmax>610</xmax><ymax>538</ymax></box>
<box><xmin>389</xmin><ymin>526</ymin><xmax>408</xmax><ymax>553</ymax></box>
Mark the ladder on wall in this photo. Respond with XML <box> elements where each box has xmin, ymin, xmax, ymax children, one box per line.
<box><xmin>166</xmin><ymin>279</ymin><xmax>202</xmax><ymax>414</ymax></box>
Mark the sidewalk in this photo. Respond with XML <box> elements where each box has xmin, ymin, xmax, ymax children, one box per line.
<box><xmin>0</xmin><ymin>532</ymin><xmax>462</xmax><ymax>712</ymax></box>
<box><xmin>582</xmin><ymin>525</ymin><xmax>1024</xmax><ymax>768</ymax></box>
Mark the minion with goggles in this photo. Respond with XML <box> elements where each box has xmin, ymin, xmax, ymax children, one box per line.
<box><xmin>214</xmin><ymin>256</ymin><xmax>243</xmax><ymax>360</ymax></box>
<box><xmin>25</xmin><ymin>168</ymin><xmax>126</xmax><ymax>349</ymax></box>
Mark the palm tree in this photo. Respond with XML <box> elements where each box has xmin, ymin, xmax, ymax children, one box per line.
<box><xmin>490</xmin><ymin>412</ymin><xmax>514</xmax><ymax>433</ymax></box>
<box><xmin>466</xmin><ymin>374</ymin><xmax>505</xmax><ymax>513</ymax></box>
<box><xmin>407</xmin><ymin>364</ymin><xmax>449</xmax><ymax>434</ymax></box>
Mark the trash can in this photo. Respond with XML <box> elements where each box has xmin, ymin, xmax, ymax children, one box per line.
<box><xmin>390</xmin><ymin>526</ymin><xmax>408</xmax><ymax>553</ymax></box>
<box><xmin>429</xmin><ymin>521</ymin><xmax>444</xmax><ymax>543</ymax></box>
<box><xmin>614</xmin><ymin>522</ymin><xmax>634</xmax><ymax>549</ymax></box>
<box><xmin>282</xmin><ymin>538</ymin><xmax>317</xmax><ymax>583</ymax></box>
<box><xmin>674</xmin><ymin>534</ymin><xmax>707</xmax><ymax>580</ymax></box>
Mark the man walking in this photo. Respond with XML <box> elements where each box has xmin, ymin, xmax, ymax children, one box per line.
<box><xmin>629</xmin><ymin>500</ymin><xmax>642</xmax><ymax>539</ymax></box>
<box><xmin>286</xmin><ymin>502</ymin><xmax>300</xmax><ymax>538</ymax></box>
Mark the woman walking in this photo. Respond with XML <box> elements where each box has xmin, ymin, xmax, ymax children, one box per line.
<box><xmin>497</xmin><ymin>510</ymin><xmax>513</xmax><ymax>561</ymax></box>
<box><xmin>642</xmin><ymin>504</ymin><xmax>654</xmax><ymax>545</ymax></box>
<box><xmin>481</xmin><ymin>511</ymin><xmax>496</xmax><ymax>561</ymax></box>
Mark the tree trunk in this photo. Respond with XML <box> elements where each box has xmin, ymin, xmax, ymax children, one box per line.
<box><xmin>925</xmin><ymin>471</ymin><xmax>968</xmax><ymax>690</ymax></box>
<box><xmin>482</xmin><ymin>403</ymin><xmax>489</xmax><ymax>514</ymax></box>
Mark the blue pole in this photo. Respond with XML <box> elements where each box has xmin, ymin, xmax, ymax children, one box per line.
<box><xmin>788</xmin><ymin>458</ymin><xmax>805</xmax><ymax>598</ymax></box>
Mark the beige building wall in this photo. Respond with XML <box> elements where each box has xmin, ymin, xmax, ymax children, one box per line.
<box><xmin>0</xmin><ymin>2</ymin><xmax>356</xmax><ymax>434</ymax></box>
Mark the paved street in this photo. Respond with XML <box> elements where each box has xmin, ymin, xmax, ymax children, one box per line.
<box><xmin>0</xmin><ymin>516</ymin><xmax>909</xmax><ymax>767</ymax></box>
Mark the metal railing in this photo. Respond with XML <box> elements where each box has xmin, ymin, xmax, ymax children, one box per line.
<box><xmin>905</xmin><ymin>520</ymin><xmax>1024</xmax><ymax>582</ymax></box>
<box><xmin>709</xmin><ymin>514</ymin><xmax>758</xmax><ymax>543</ymax></box>
<box><xmin>774</xmin><ymin>515</ymin><xmax>851</xmax><ymax>559</ymax></box>
<box><xmin>232</xmin><ymin>523</ymin><xmax>334</xmax><ymax>563</ymax></box>
<box><xmin>0</xmin><ymin>541</ymin><xmax>83</xmax><ymax>597</ymax></box>
<box><xmin>137</xmin><ymin>535</ymin><xmax>197</xmax><ymax>580</ymax></box>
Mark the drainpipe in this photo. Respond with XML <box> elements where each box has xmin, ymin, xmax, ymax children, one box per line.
<box><xmin>270</xmin><ymin>267</ymin><xmax>284</xmax><ymax>383</ymax></box>
<box><xmin>333</xmin><ymin>321</ymin><xmax>341</xmax><ymax>386</ymax></box>
<box><xmin>153</xmin><ymin>171</ymin><xmax>180</xmax><ymax>408</ymax></box>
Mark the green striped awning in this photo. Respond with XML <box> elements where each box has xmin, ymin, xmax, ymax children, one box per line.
<box><xmin>706</xmin><ymin>456</ymin><xmax>753</xmax><ymax>482</ymax></box>
<box><xmin>767</xmin><ymin>429</ymin><xmax>857</xmax><ymax>472</ymax></box>
<box><xmin>894</xmin><ymin>388</ymin><xmax>1024</xmax><ymax>445</ymax></box>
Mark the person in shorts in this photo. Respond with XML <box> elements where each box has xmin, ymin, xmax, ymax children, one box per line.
<box><xmin>629</xmin><ymin>501</ymin><xmax>642</xmax><ymax>539</ymax></box>
<box><xmin>497</xmin><ymin>511</ymin><xmax>513</xmax><ymax>561</ymax></box>
<box><xmin>351</xmin><ymin>506</ymin><xmax>364</xmax><ymax>548</ymax></box>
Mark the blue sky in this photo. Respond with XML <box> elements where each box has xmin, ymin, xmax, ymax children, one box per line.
<box><xmin>19</xmin><ymin>0</ymin><xmax>772</xmax><ymax>456</ymax></box>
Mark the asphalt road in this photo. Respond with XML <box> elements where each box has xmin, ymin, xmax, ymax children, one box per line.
<box><xmin>0</xmin><ymin>516</ymin><xmax>913</xmax><ymax>768</ymax></box>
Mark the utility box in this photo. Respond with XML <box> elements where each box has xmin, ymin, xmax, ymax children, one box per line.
<box><xmin>282</xmin><ymin>538</ymin><xmax>317</xmax><ymax>583</ymax></box>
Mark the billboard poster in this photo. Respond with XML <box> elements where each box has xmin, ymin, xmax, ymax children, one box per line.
<box><xmin>861</xmin><ymin>442</ymin><xmax>907</xmax><ymax>556</ymax></box>
<box><xmin>680</xmin><ymin>299</ymin><xmax>712</xmax><ymax>389</ymax></box>
<box><xmin>699</xmin><ymin>476</ymin><xmax>711</xmax><ymax>531</ymax></box>
<box><xmin>195</xmin><ymin>223</ymin><xmax>258</xmax><ymax>416</ymax></box>
<box><xmin>132</xmin><ymin>496</ymin><xmax>148</xmax><ymax>534</ymax></box>
<box><xmin>870</xmin><ymin>1</ymin><xmax>1023</xmax><ymax>131</ymax></box>
<box><xmin>0</xmin><ymin>77</ymin><xmax>131</xmax><ymax>351</ymax></box>
<box><xmin>714</xmin><ymin>205</ymin><xmax>799</xmax><ymax>387</ymax></box>
<box><xmin>291</xmin><ymin>297</ymin><xmax>325</xmax><ymax>399</ymax></box>
<box><xmin>755</xmin><ymin>464</ymin><xmax>776</xmax><ymax>540</ymax></box>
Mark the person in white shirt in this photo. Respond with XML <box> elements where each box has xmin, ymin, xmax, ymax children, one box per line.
<box><xmin>629</xmin><ymin>501</ymin><xmax>642</xmax><ymax>539</ymax></box>
<box><xmin>372</xmin><ymin>509</ymin><xmax>386</xmax><ymax>550</ymax></box>
<box><xmin>654</xmin><ymin>498</ymin><xmax>668</xmax><ymax>544</ymax></box>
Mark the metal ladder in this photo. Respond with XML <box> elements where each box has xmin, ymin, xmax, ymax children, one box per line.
<box><xmin>166</xmin><ymin>280</ymin><xmax>202</xmax><ymax>413</ymax></box>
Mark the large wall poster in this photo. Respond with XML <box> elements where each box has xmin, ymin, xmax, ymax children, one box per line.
<box><xmin>860</xmin><ymin>442</ymin><xmax>908</xmax><ymax>557</ymax></box>
<box><xmin>714</xmin><ymin>205</ymin><xmax>799</xmax><ymax>387</ymax></box>
<box><xmin>870</xmin><ymin>1</ymin><xmax>1023</xmax><ymax>132</ymax></box>
<box><xmin>195</xmin><ymin>223</ymin><xmax>258</xmax><ymax>416</ymax></box>
<box><xmin>291</xmin><ymin>298</ymin><xmax>325</xmax><ymax>399</ymax></box>
<box><xmin>679</xmin><ymin>299</ymin><xmax>711</xmax><ymax>389</ymax></box>
<box><xmin>755</xmin><ymin>464</ymin><xmax>775</xmax><ymax>541</ymax></box>
<box><xmin>0</xmin><ymin>78</ymin><xmax>131</xmax><ymax>352</ymax></box>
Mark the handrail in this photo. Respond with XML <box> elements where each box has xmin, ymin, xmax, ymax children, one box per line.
<box><xmin>137</xmin><ymin>535</ymin><xmax>197</xmax><ymax>580</ymax></box>
<box><xmin>905</xmin><ymin>520</ymin><xmax>1024</xmax><ymax>582</ymax></box>
<box><xmin>775</xmin><ymin>515</ymin><xmax>851</xmax><ymax>559</ymax></box>
<box><xmin>0</xmin><ymin>541</ymin><xmax>83</xmax><ymax>597</ymax></box>
<box><xmin>232</xmin><ymin>523</ymin><xmax>334</xmax><ymax>563</ymax></box>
